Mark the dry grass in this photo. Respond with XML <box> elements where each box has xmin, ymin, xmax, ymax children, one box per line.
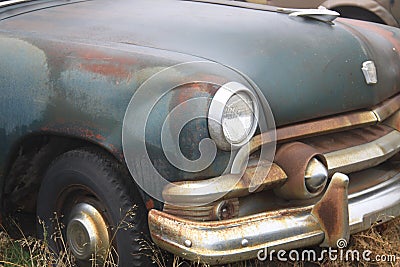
<box><xmin>0</xmin><ymin>216</ymin><xmax>118</xmax><ymax>267</ymax></box>
<box><xmin>0</xmin><ymin>217</ymin><xmax>399</xmax><ymax>267</ymax></box>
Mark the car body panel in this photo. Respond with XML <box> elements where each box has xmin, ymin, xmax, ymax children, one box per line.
<box><xmin>0</xmin><ymin>34</ymin><xmax>204</xmax><ymax>168</ymax></box>
<box><xmin>1</xmin><ymin>0</ymin><xmax>400</xmax><ymax>186</ymax></box>
<box><xmin>1</xmin><ymin>0</ymin><xmax>400</xmax><ymax>127</ymax></box>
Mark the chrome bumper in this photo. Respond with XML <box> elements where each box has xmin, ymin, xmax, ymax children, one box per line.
<box><xmin>148</xmin><ymin>169</ymin><xmax>400</xmax><ymax>265</ymax></box>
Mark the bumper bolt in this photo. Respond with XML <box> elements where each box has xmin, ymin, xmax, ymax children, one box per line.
<box><xmin>241</xmin><ymin>239</ymin><xmax>249</xmax><ymax>247</ymax></box>
<box><xmin>184</xmin><ymin>239</ymin><xmax>192</xmax><ymax>248</ymax></box>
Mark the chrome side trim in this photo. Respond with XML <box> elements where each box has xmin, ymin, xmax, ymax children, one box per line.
<box><xmin>372</xmin><ymin>94</ymin><xmax>400</xmax><ymax>122</ymax></box>
<box><xmin>349</xmin><ymin>172</ymin><xmax>400</xmax><ymax>233</ymax></box>
<box><xmin>324</xmin><ymin>130</ymin><xmax>400</xmax><ymax>175</ymax></box>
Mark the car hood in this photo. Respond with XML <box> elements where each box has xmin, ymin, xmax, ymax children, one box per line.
<box><xmin>1</xmin><ymin>0</ymin><xmax>400</xmax><ymax>126</ymax></box>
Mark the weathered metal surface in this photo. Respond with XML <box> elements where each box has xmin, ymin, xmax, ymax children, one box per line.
<box><xmin>385</xmin><ymin>109</ymin><xmax>400</xmax><ymax>131</ymax></box>
<box><xmin>373</xmin><ymin>94</ymin><xmax>400</xmax><ymax>121</ymax></box>
<box><xmin>311</xmin><ymin>172</ymin><xmax>349</xmax><ymax>247</ymax></box>
<box><xmin>233</xmin><ymin>99</ymin><xmax>399</xmax><ymax>185</ymax></box>
<box><xmin>148</xmin><ymin>168</ymin><xmax>400</xmax><ymax>264</ymax></box>
<box><xmin>347</xmin><ymin>162</ymin><xmax>400</xmax><ymax>233</ymax></box>
<box><xmin>163</xmin><ymin>198</ymin><xmax>240</xmax><ymax>221</ymax></box>
<box><xmin>0</xmin><ymin>34</ymin><xmax>228</xmax><ymax>184</ymax></box>
<box><xmin>162</xmin><ymin>162</ymin><xmax>286</xmax><ymax>205</ymax></box>
<box><xmin>301</xmin><ymin>124</ymin><xmax>393</xmax><ymax>153</ymax></box>
<box><xmin>297</xmin><ymin>124</ymin><xmax>400</xmax><ymax>175</ymax></box>
<box><xmin>149</xmin><ymin>206</ymin><xmax>324</xmax><ymax>264</ymax></box>
<box><xmin>0</xmin><ymin>0</ymin><xmax>400</xmax><ymax>182</ymax></box>
<box><xmin>273</xmin><ymin>142</ymin><xmax>327</xmax><ymax>199</ymax></box>
<box><xmin>0</xmin><ymin>2</ymin><xmax>399</xmax><ymax>262</ymax></box>
<box><xmin>238</xmin><ymin>161</ymin><xmax>400</xmax><ymax>217</ymax></box>
<box><xmin>145</xmin><ymin>82</ymin><xmax>232</xmax><ymax>182</ymax></box>
<box><xmin>276</xmin><ymin>111</ymin><xmax>378</xmax><ymax>142</ymax></box>
<box><xmin>231</xmin><ymin>107</ymin><xmax>385</xmax><ymax>173</ymax></box>
<box><xmin>247</xmin><ymin>92</ymin><xmax>400</xmax><ymax>148</ymax></box>
<box><xmin>67</xmin><ymin>203</ymin><xmax>110</xmax><ymax>261</ymax></box>
<box><xmin>324</xmin><ymin>130</ymin><xmax>400</xmax><ymax>174</ymax></box>
<box><xmin>1</xmin><ymin>0</ymin><xmax>400</xmax><ymax>127</ymax></box>
<box><xmin>347</xmin><ymin>160</ymin><xmax>400</xmax><ymax>196</ymax></box>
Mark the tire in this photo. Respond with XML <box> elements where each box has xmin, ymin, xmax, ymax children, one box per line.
<box><xmin>37</xmin><ymin>148</ymin><xmax>153</xmax><ymax>266</ymax></box>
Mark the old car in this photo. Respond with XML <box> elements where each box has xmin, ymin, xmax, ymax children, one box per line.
<box><xmin>0</xmin><ymin>0</ymin><xmax>400</xmax><ymax>266</ymax></box>
<box><xmin>245</xmin><ymin>0</ymin><xmax>400</xmax><ymax>27</ymax></box>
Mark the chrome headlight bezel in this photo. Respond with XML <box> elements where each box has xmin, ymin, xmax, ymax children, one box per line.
<box><xmin>208</xmin><ymin>82</ymin><xmax>259</xmax><ymax>151</ymax></box>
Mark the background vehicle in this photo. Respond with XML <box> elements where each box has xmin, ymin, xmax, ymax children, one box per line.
<box><xmin>245</xmin><ymin>0</ymin><xmax>400</xmax><ymax>27</ymax></box>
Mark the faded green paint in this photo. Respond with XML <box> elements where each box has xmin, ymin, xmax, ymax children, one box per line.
<box><xmin>0</xmin><ymin>35</ymin><xmax>204</xmax><ymax>165</ymax></box>
<box><xmin>0</xmin><ymin>0</ymin><xmax>399</xmax><ymax>193</ymax></box>
<box><xmin>1</xmin><ymin>0</ymin><xmax>399</xmax><ymax>126</ymax></box>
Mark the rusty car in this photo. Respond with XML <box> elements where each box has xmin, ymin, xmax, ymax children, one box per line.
<box><xmin>0</xmin><ymin>0</ymin><xmax>400</xmax><ymax>266</ymax></box>
<box><xmin>245</xmin><ymin>0</ymin><xmax>400</xmax><ymax>27</ymax></box>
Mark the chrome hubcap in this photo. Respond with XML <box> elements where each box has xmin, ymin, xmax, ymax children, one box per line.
<box><xmin>67</xmin><ymin>203</ymin><xmax>110</xmax><ymax>261</ymax></box>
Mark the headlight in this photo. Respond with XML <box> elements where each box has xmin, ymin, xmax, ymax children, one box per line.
<box><xmin>208</xmin><ymin>82</ymin><xmax>259</xmax><ymax>150</ymax></box>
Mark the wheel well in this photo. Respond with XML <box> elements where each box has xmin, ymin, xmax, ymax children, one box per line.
<box><xmin>333</xmin><ymin>6</ymin><xmax>386</xmax><ymax>25</ymax></box>
<box><xmin>2</xmin><ymin>134</ymin><xmax>123</xmax><ymax>234</ymax></box>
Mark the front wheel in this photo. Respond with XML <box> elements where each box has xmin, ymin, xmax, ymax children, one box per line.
<box><xmin>37</xmin><ymin>148</ymin><xmax>152</xmax><ymax>266</ymax></box>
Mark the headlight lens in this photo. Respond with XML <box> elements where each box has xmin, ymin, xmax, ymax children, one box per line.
<box><xmin>222</xmin><ymin>93</ymin><xmax>255</xmax><ymax>144</ymax></box>
<box><xmin>208</xmin><ymin>82</ymin><xmax>259</xmax><ymax>150</ymax></box>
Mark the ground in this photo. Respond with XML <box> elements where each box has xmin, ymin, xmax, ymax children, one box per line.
<box><xmin>0</xmin><ymin>217</ymin><xmax>399</xmax><ymax>267</ymax></box>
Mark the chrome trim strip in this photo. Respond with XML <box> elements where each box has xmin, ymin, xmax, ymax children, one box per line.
<box><xmin>324</xmin><ymin>130</ymin><xmax>400</xmax><ymax>175</ymax></box>
<box><xmin>276</xmin><ymin>111</ymin><xmax>377</xmax><ymax>143</ymax></box>
<box><xmin>372</xmin><ymin>94</ymin><xmax>400</xmax><ymax>122</ymax></box>
<box><xmin>251</xmin><ymin>93</ymin><xmax>400</xmax><ymax>145</ymax></box>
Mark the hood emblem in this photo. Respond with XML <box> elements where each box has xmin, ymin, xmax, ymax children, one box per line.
<box><xmin>361</xmin><ymin>61</ymin><xmax>378</xmax><ymax>85</ymax></box>
<box><xmin>277</xmin><ymin>6</ymin><xmax>340</xmax><ymax>23</ymax></box>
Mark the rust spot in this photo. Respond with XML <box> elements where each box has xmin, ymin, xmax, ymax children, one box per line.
<box><xmin>163</xmin><ymin>198</ymin><xmax>239</xmax><ymax>221</ymax></box>
<box><xmin>342</xmin><ymin>19</ymin><xmax>400</xmax><ymax>54</ymax></box>
<box><xmin>76</xmin><ymin>48</ymin><xmax>137</xmax><ymax>66</ymax></box>
<box><xmin>80</xmin><ymin>63</ymin><xmax>131</xmax><ymax>80</ymax></box>
<box><xmin>146</xmin><ymin>199</ymin><xmax>155</xmax><ymax>210</ymax></box>
<box><xmin>373</xmin><ymin>94</ymin><xmax>400</xmax><ymax>121</ymax></box>
<box><xmin>250</xmin><ymin>93</ymin><xmax>400</xmax><ymax>151</ymax></box>
<box><xmin>273</xmin><ymin>142</ymin><xmax>326</xmax><ymax>199</ymax></box>
<box><xmin>313</xmin><ymin>199</ymin><xmax>338</xmax><ymax>238</ymax></box>
<box><xmin>276</xmin><ymin>111</ymin><xmax>377</xmax><ymax>143</ymax></box>
<box><xmin>311</xmin><ymin>173</ymin><xmax>350</xmax><ymax>247</ymax></box>
<box><xmin>301</xmin><ymin>124</ymin><xmax>393</xmax><ymax>153</ymax></box>
<box><xmin>41</xmin><ymin>126</ymin><xmax>106</xmax><ymax>142</ymax></box>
